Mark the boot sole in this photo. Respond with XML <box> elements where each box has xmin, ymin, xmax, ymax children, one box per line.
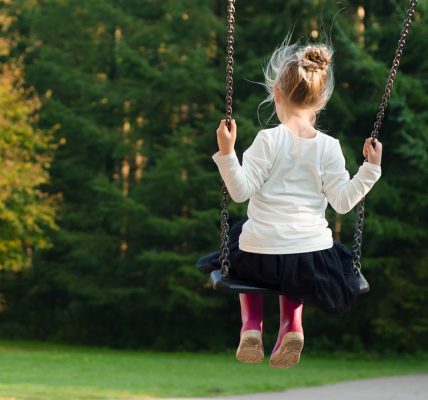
<box><xmin>236</xmin><ymin>330</ymin><xmax>264</xmax><ymax>364</ymax></box>
<box><xmin>270</xmin><ymin>332</ymin><xmax>304</xmax><ymax>368</ymax></box>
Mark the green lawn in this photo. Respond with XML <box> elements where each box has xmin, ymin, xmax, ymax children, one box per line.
<box><xmin>0</xmin><ymin>341</ymin><xmax>427</xmax><ymax>399</ymax></box>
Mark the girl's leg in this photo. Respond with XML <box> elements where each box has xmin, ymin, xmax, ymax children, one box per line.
<box><xmin>236</xmin><ymin>293</ymin><xmax>264</xmax><ymax>363</ymax></box>
<box><xmin>270</xmin><ymin>295</ymin><xmax>304</xmax><ymax>368</ymax></box>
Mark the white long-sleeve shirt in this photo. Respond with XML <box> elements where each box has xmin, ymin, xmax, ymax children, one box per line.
<box><xmin>212</xmin><ymin>124</ymin><xmax>381</xmax><ymax>254</ymax></box>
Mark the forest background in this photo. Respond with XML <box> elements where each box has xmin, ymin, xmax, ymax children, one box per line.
<box><xmin>0</xmin><ymin>0</ymin><xmax>427</xmax><ymax>353</ymax></box>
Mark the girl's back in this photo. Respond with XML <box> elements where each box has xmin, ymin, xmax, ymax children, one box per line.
<box><xmin>237</xmin><ymin>124</ymin><xmax>333</xmax><ymax>254</ymax></box>
<box><xmin>214</xmin><ymin>122</ymin><xmax>380</xmax><ymax>254</ymax></box>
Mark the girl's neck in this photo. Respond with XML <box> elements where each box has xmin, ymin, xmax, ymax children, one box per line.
<box><xmin>279</xmin><ymin>110</ymin><xmax>317</xmax><ymax>139</ymax></box>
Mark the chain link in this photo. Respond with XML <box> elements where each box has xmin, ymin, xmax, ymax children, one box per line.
<box><xmin>352</xmin><ymin>0</ymin><xmax>418</xmax><ymax>274</ymax></box>
<box><xmin>219</xmin><ymin>0</ymin><xmax>235</xmax><ymax>278</ymax></box>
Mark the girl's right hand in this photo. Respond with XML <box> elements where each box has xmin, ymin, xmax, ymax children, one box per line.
<box><xmin>216</xmin><ymin>119</ymin><xmax>237</xmax><ymax>156</ymax></box>
<box><xmin>363</xmin><ymin>138</ymin><xmax>382</xmax><ymax>166</ymax></box>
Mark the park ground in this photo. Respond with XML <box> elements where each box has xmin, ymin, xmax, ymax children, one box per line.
<box><xmin>0</xmin><ymin>341</ymin><xmax>427</xmax><ymax>399</ymax></box>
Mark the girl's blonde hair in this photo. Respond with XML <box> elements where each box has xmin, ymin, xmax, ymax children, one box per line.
<box><xmin>261</xmin><ymin>41</ymin><xmax>334</xmax><ymax>120</ymax></box>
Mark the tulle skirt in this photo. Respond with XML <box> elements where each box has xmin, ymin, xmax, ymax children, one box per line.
<box><xmin>197</xmin><ymin>220</ymin><xmax>361</xmax><ymax>315</ymax></box>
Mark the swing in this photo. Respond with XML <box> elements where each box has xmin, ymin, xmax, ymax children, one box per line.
<box><xmin>206</xmin><ymin>0</ymin><xmax>418</xmax><ymax>295</ymax></box>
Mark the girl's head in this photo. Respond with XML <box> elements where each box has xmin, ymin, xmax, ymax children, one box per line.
<box><xmin>262</xmin><ymin>42</ymin><xmax>334</xmax><ymax>123</ymax></box>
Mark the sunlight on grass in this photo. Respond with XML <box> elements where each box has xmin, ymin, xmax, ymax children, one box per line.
<box><xmin>0</xmin><ymin>341</ymin><xmax>427</xmax><ymax>399</ymax></box>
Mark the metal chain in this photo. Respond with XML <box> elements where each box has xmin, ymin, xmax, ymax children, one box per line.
<box><xmin>352</xmin><ymin>0</ymin><xmax>418</xmax><ymax>275</ymax></box>
<box><xmin>219</xmin><ymin>0</ymin><xmax>235</xmax><ymax>278</ymax></box>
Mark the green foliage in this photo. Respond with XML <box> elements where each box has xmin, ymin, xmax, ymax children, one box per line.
<box><xmin>0</xmin><ymin>11</ymin><xmax>57</xmax><ymax>271</ymax></box>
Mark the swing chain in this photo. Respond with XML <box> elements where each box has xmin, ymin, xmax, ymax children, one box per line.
<box><xmin>352</xmin><ymin>200</ymin><xmax>365</xmax><ymax>275</ymax></box>
<box><xmin>225</xmin><ymin>0</ymin><xmax>235</xmax><ymax>130</ymax></box>
<box><xmin>352</xmin><ymin>0</ymin><xmax>418</xmax><ymax>274</ymax></box>
<box><xmin>219</xmin><ymin>0</ymin><xmax>235</xmax><ymax>278</ymax></box>
<box><xmin>370</xmin><ymin>0</ymin><xmax>417</xmax><ymax>141</ymax></box>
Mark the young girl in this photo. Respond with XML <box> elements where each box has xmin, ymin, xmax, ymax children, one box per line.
<box><xmin>208</xmin><ymin>42</ymin><xmax>382</xmax><ymax>368</ymax></box>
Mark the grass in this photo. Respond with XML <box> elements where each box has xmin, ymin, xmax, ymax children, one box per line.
<box><xmin>0</xmin><ymin>340</ymin><xmax>427</xmax><ymax>399</ymax></box>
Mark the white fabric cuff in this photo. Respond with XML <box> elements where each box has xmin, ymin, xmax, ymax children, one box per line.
<box><xmin>362</xmin><ymin>161</ymin><xmax>382</xmax><ymax>174</ymax></box>
<box><xmin>212</xmin><ymin>151</ymin><xmax>238</xmax><ymax>166</ymax></box>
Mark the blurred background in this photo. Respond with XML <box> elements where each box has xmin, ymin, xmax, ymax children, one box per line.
<box><xmin>0</xmin><ymin>0</ymin><xmax>427</xmax><ymax>358</ymax></box>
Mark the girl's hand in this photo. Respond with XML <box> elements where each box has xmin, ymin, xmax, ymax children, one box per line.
<box><xmin>216</xmin><ymin>119</ymin><xmax>237</xmax><ymax>156</ymax></box>
<box><xmin>363</xmin><ymin>138</ymin><xmax>383</xmax><ymax>166</ymax></box>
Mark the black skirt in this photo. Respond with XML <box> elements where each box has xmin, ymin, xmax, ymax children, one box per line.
<box><xmin>198</xmin><ymin>220</ymin><xmax>360</xmax><ymax>315</ymax></box>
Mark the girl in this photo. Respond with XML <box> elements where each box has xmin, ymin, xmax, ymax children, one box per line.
<box><xmin>208</xmin><ymin>42</ymin><xmax>382</xmax><ymax>368</ymax></box>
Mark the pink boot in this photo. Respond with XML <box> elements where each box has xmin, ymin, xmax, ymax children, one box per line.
<box><xmin>236</xmin><ymin>293</ymin><xmax>264</xmax><ymax>364</ymax></box>
<box><xmin>270</xmin><ymin>295</ymin><xmax>304</xmax><ymax>368</ymax></box>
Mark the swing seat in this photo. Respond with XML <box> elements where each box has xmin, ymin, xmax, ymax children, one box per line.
<box><xmin>210</xmin><ymin>268</ymin><xmax>370</xmax><ymax>295</ymax></box>
<box><xmin>210</xmin><ymin>269</ymin><xmax>282</xmax><ymax>295</ymax></box>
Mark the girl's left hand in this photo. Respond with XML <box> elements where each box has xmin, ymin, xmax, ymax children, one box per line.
<box><xmin>217</xmin><ymin>119</ymin><xmax>237</xmax><ymax>156</ymax></box>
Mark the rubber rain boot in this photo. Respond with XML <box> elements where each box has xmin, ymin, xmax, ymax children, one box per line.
<box><xmin>270</xmin><ymin>295</ymin><xmax>304</xmax><ymax>368</ymax></box>
<box><xmin>236</xmin><ymin>293</ymin><xmax>264</xmax><ymax>364</ymax></box>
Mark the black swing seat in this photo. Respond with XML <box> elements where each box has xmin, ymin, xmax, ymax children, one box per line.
<box><xmin>210</xmin><ymin>268</ymin><xmax>370</xmax><ymax>295</ymax></box>
<box><xmin>210</xmin><ymin>269</ymin><xmax>282</xmax><ymax>295</ymax></box>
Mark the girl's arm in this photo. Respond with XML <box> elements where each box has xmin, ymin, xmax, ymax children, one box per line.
<box><xmin>212</xmin><ymin>120</ymin><xmax>274</xmax><ymax>203</ymax></box>
<box><xmin>322</xmin><ymin>138</ymin><xmax>382</xmax><ymax>214</ymax></box>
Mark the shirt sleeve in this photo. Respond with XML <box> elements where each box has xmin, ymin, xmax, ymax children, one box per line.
<box><xmin>322</xmin><ymin>139</ymin><xmax>381</xmax><ymax>214</ymax></box>
<box><xmin>212</xmin><ymin>130</ymin><xmax>275</xmax><ymax>203</ymax></box>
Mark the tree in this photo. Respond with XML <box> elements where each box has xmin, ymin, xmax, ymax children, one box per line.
<box><xmin>0</xmin><ymin>0</ymin><xmax>232</xmax><ymax>348</ymax></box>
<box><xmin>0</xmin><ymin>5</ymin><xmax>57</xmax><ymax>271</ymax></box>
